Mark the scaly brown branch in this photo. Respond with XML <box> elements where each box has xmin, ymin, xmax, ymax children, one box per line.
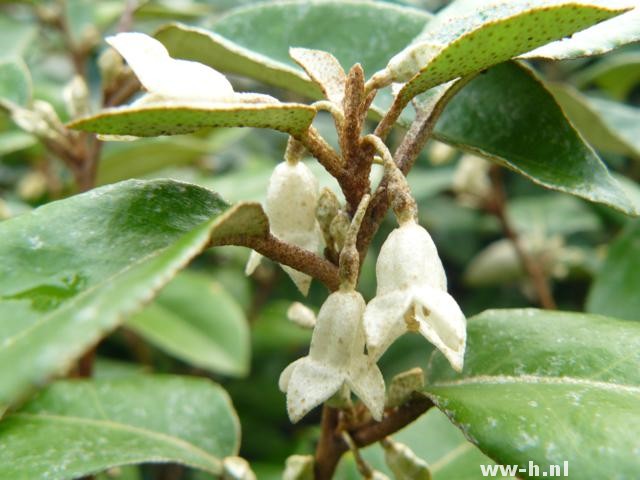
<box><xmin>212</xmin><ymin>233</ymin><xmax>340</xmax><ymax>292</ymax></box>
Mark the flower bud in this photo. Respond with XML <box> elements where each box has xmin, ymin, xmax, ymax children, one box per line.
<box><xmin>63</xmin><ymin>75</ymin><xmax>90</xmax><ymax>119</ymax></box>
<box><xmin>283</xmin><ymin>455</ymin><xmax>314</xmax><ymax>480</ymax></box>
<box><xmin>222</xmin><ymin>456</ymin><xmax>256</xmax><ymax>480</ymax></box>
<box><xmin>382</xmin><ymin>439</ymin><xmax>431</xmax><ymax>480</ymax></box>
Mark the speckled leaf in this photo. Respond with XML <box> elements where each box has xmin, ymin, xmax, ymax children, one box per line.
<box><xmin>0</xmin><ymin>58</ymin><xmax>31</xmax><ymax>107</ymax></box>
<box><xmin>67</xmin><ymin>102</ymin><xmax>316</xmax><ymax>138</ymax></box>
<box><xmin>426</xmin><ymin>309</ymin><xmax>640</xmax><ymax>479</ymax></box>
<box><xmin>433</xmin><ymin>62</ymin><xmax>637</xmax><ymax>215</ymax></box>
<box><xmin>127</xmin><ymin>271</ymin><xmax>250</xmax><ymax>377</ymax></box>
<box><xmin>154</xmin><ymin>1</ymin><xmax>432</xmax><ymax>100</ymax></box>
<box><xmin>394</xmin><ymin>0</ymin><xmax>627</xmax><ymax>103</ymax></box>
<box><xmin>0</xmin><ymin>179</ymin><xmax>268</xmax><ymax>412</ymax></box>
<box><xmin>550</xmin><ymin>83</ymin><xmax>640</xmax><ymax>160</ymax></box>
<box><xmin>587</xmin><ymin>220</ymin><xmax>640</xmax><ymax>321</ymax></box>
<box><xmin>0</xmin><ymin>376</ymin><xmax>239</xmax><ymax>478</ymax></box>
<box><xmin>523</xmin><ymin>5</ymin><xmax>640</xmax><ymax>60</ymax></box>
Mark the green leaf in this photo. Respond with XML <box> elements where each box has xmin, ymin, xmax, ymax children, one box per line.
<box><xmin>0</xmin><ymin>16</ymin><xmax>36</xmax><ymax>61</ymax></box>
<box><xmin>426</xmin><ymin>309</ymin><xmax>640</xmax><ymax>479</ymax></box>
<box><xmin>392</xmin><ymin>0</ymin><xmax>627</xmax><ymax>103</ymax></box>
<box><xmin>433</xmin><ymin>62</ymin><xmax>637</xmax><ymax>216</ymax></box>
<box><xmin>549</xmin><ymin>83</ymin><xmax>640</xmax><ymax>160</ymax></box>
<box><xmin>0</xmin><ymin>376</ymin><xmax>239</xmax><ymax>478</ymax></box>
<box><xmin>154</xmin><ymin>1</ymin><xmax>432</xmax><ymax>100</ymax></box>
<box><xmin>0</xmin><ymin>57</ymin><xmax>31</xmax><ymax>107</ymax></box>
<box><xmin>587</xmin><ymin>220</ymin><xmax>640</xmax><ymax>321</ymax></box>
<box><xmin>0</xmin><ymin>179</ymin><xmax>268</xmax><ymax>412</ymax></box>
<box><xmin>127</xmin><ymin>270</ymin><xmax>250</xmax><ymax>377</ymax></box>
<box><xmin>67</xmin><ymin>102</ymin><xmax>316</xmax><ymax>138</ymax></box>
<box><xmin>522</xmin><ymin>5</ymin><xmax>640</xmax><ymax>60</ymax></box>
<box><xmin>573</xmin><ymin>51</ymin><xmax>640</xmax><ymax>101</ymax></box>
<box><xmin>97</xmin><ymin>129</ymin><xmax>246</xmax><ymax>185</ymax></box>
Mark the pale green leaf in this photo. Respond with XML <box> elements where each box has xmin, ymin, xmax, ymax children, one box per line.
<box><xmin>587</xmin><ymin>219</ymin><xmax>640</xmax><ymax>321</ymax></box>
<box><xmin>549</xmin><ymin>83</ymin><xmax>640</xmax><ymax>160</ymax></box>
<box><xmin>127</xmin><ymin>270</ymin><xmax>250</xmax><ymax>377</ymax></box>
<box><xmin>0</xmin><ymin>179</ymin><xmax>268</xmax><ymax>412</ymax></box>
<box><xmin>426</xmin><ymin>309</ymin><xmax>640</xmax><ymax>479</ymax></box>
<box><xmin>0</xmin><ymin>57</ymin><xmax>31</xmax><ymax>107</ymax></box>
<box><xmin>573</xmin><ymin>51</ymin><xmax>640</xmax><ymax>101</ymax></box>
<box><xmin>0</xmin><ymin>376</ymin><xmax>239</xmax><ymax>478</ymax></box>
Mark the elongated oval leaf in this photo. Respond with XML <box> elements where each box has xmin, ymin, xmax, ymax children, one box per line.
<box><xmin>523</xmin><ymin>5</ymin><xmax>640</xmax><ymax>60</ymax></box>
<box><xmin>127</xmin><ymin>270</ymin><xmax>250</xmax><ymax>376</ymax></box>
<box><xmin>549</xmin><ymin>83</ymin><xmax>640</xmax><ymax>160</ymax></box>
<box><xmin>434</xmin><ymin>62</ymin><xmax>636</xmax><ymax>215</ymax></box>
<box><xmin>587</xmin><ymin>219</ymin><xmax>640</xmax><ymax>321</ymax></box>
<box><xmin>426</xmin><ymin>309</ymin><xmax>640</xmax><ymax>479</ymax></box>
<box><xmin>0</xmin><ymin>376</ymin><xmax>239</xmax><ymax>478</ymax></box>
<box><xmin>154</xmin><ymin>1</ymin><xmax>432</xmax><ymax>100</ymax></box>
<box><xmin>0</xmin><ymin>57</ymin><xmax>31</xmax><ymax>107</ymax></box>
<box><xmin>0</xmin><ymin>179</ymin><xmax>268</xmax><ymax>412</ymax></box>
<box><xmin>394</xmin><ymin>0</ymin><xmax>627</xmax><ymax>103</ymax></box>
<box><xmin>68</xmin><ymin>102</ymin><xmax>316</xmax><ymax>138</ymax></box>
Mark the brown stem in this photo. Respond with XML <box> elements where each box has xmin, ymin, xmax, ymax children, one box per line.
<box><xmin>357</xmin><ymin>77</ymin><xmax>472</xmax><ymax>258</ymax></box>
<box><xmin>313</xmin><ymin>396</ymin><xmax>434</xmax><ymax>479</ymax></box>
<box><xmin>299</xmin><ymin>126</ymin><xmax>344</xmax><ymax>180</ymax></box>
<box><xmin>212</xmin><ymin>233</ymin><xmax>340</xmax><ymax>292</ymax></box>
<box><xmin>487</xmin><ymin>167</ymin><xmax>557</xmax><ymax>310</ymax></box>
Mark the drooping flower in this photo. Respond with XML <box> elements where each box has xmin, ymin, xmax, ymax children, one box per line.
<box><xmin>245</xmin><ymin>157</ymin><xmax>324</xmax><ymax>295</ymax></box>
<box><xmin>105</xmin><ymin>32</ymin><xmax>275</xmax><ymax>105</ymax></box>
<box><xmin>279</xmin><ymin>289</ymin><xmax>385</xmax><ymax>423</ymax></box>
<box><xmin>364</xmin><ymin>219</ymin><xmax>466</xmax><ymax>371</ymax></box>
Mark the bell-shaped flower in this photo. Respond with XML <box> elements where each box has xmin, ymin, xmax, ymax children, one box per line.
<box><xmin>279</xmin><ymin>290</ymin><xmax>385</xmax><ymax>423</ymax></box>
<box><xmin>364</xmin><ymin>219</ymin><xmax>466</xmax><ymax>371</ymax></box>
<box><xmin>246</xmin><ymin>160</ymin><xmax>323</xmax><ymax>295</ymax></box>
<box><xmin>105</xmin><ymin>32</ymin><xmax>275</xmax><ymax>106</ymax></box>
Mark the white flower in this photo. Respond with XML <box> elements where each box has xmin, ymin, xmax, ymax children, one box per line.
<box><xmin>279</xmin><ymin>290</ymin><xmax>385</xmax><ymax>423</ymax></box>
<box><xmin>105</xmin><ymin>32</ymin><xmax>275</xmax><ymax>105</ymax></box>
<box><xmin>364</xmin><ymin>220</ymin><xmax>466</xmax><ymax>371</ymax></box>
<box><xmin>246</xmin><ymin>160</ymin><xmax>324</xmax><ymax>295</ymax></box>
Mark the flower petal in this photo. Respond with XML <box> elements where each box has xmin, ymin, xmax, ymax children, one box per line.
<box><xmin>363</xmin><ymin>290</ymin><xmax>413</xmax><ymax>361</ymax></box>
<box><xmin>375</xmin><ymin>221</ymin><xmax>447</xmax><ymax>295</ymax></box>
<box><xmin>348</xmin><ymin>355</ymin><xmax>386</xmax><ymax>421</ymax></box>
<box><xmin>284</xmin><ymin>358</ymin><xmax>345</xmax><ymax>422</ymax></box>
<box><xmin>244</xmin><ymin>250</ymin><xmax>263</xmax><ymax>276</ymax></box>
<box><xmin>412</xmin><ymin>285</ymin><xmax>466</xmax><ymax>372</ymax></box>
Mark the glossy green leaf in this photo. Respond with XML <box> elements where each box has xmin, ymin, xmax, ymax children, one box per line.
<box><xmin>0</xmin><ymin>376</ymin><xmax>239</xmax><ymax>478</ymax></box>
<box><xmin>154</xmin><ymin>1</ymin><xmax>432</xmax><ymax>100</ymax></box>
<box><xmin>426</xmin><ymin>309</ymin><xmax>640</xmax><ymax>479</ymax></box>
<box><xmin>393</xmin><ymin>0</ymin><xmax>627</xmax><ymax>103</ymax></box>
<box><xmin>523</xmin><ymin>5</ymin><xmax>640</xmax><ymax>60</ymax></box>
<box><xmin>550</xmin><ymin>83</ymin><xmax>640</xmax><ymax>160</ymax></box>
<box><xmin>0</xmin><ymin>57</ymin><xmax>31</xmax><ymax>107</ymax></box>
<box><xmin>433</xmin><ymin>62</ymin><xmax>637</xmax><ymax>215</ymax></box>
<box><xmin>67</xmin><ymin>102</ymin><xmax>316</xmax><ymax>138</ymax></box>
<box><xmin>0</xmin><ymin>179</ymin><xmax>268</xmax><ymax>412</ymax></box>
<box><xmin>587</xmin><ymin>220</ymin><xmax>640</xmax><ymax>321</ymax></box>
<box><xmin>127</xmin><ymin>270</ymin><xmax>250</xmax><ymax>377</ymax></box>
<box><xmin>337</xmin><ymin>409</ymin><xmax>515</xmax><ymax>480</ymax></box>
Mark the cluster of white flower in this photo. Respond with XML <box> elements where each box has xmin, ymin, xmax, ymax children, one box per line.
<box><xmin>255</xmin><ymin>148</ymin><xmax>467</xmax><ymax>423</ymax></box>
<box><xmin>106</xmin><ymin>32</ymin><xmax>467</xmax><ymax>423</ymax></box>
